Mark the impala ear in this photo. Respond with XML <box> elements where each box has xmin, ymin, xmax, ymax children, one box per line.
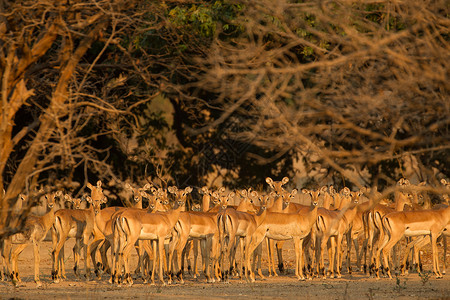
<box><xmin>168</xmin><ymin>186</ymin><xmax>177</xmax><ymax>194</ymax></box>
<box><xmin>55</xmin><ymin>190</ymin><xmax>63</xmax><ymax>197</ymax></box>
<box><xmin>86</xmin><ymin>196</ymin><xmax>93</xmax><ymax>204</ymax></box>
<box><xmin>342</xmin><ymin>187</ymin><xmax>350</xmax><ymax>196</ymax></box>
<box><xmin>265</xmin><ymin>177</ymin><xmax>274</xmax><ymax>185</ymax></box>
<box><xmin>96</xmin><ymin>180</ymin><xmax>102</xmax><ymax>188</ymax></box>
<box><xmin>320</xmin><ymin>186</ymin><xmax>328</xmax><ymax>193</ymax></box>
<box><xmin>212</xmin><ymin>192</ymin><xmax>219</xmax><ymax>199</ymax></box>
<box><xmin>250</xmin><ymin>191</ymin><xmax>258</xmax><ymax>198</ymax></box>
<box><xmin>228</xmin><ymin>192</ymin><xmax>235</xmax><ymax>199</ymax></box>
<box><xmin>281</xmin><ymin>177</ymin><xmax>289</xmax><ymax>185</ymax></box>
<box><xmin>418</xmin><ymin>182</ymin><xmax>426</xmax><ymax>186</ymax></box>
<box><xmin>441</xmin><ymin>179</ymin><xmax>447</xmax><ymax>185</ymax></box>
<box><xmin>185</xmin><ymin>186</ymin><xmax>193</xmax><ymax>194</ymax></box>
<box><xmin>291</xmin><ymin>189</ymin><xmax>298</xmax><ymax>196</ymax></box>
<box><xmin>360</xmin><ymin>187</ymin><xmax>367</xmax><ymax>194</ymax></box>
<box><xmin>102</xmin><ymin>196</ymin><xmax>108</xmax><ymax>204</ymax></box>
<box><xmin>240</xmin><ymin>189</ymin><xmax>248</xmax><ymax>197</ymax></box>
<box><xmin>143</xmin><ymin>183</ymin><xmax>152</xmax><ymax>190</ymax></box>
<box><xmin>219</xmin><ymin>187</ymin><xmax>226</xmax><ymax>193</ymax></box>
<box><xmin>64</xmin><ymin>194</ymin><xmax>72</xmax><ymax>201</ymax></box>
<box><xmin>302</xmin><ymin>189</ymin><xmax>310</xmax><ymax>194</ymax></box>
<box><xmin>125</xmin><ymin>183</ymin><xmax>132</xmax><ymax>190</ymax></box>
<box><xmin>150</xmin><ymin>187</ymin><xmax>157</xmax><ymax>193</ymax></box>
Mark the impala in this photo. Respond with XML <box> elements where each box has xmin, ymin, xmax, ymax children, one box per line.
<box><xmin>245</xmin><ymin>188</ymin><xmax>319</xmax><ymax>282</ymax></box>
<box><xmin>265</xmin><ymin>176</ymin><xmax>290</xmax><ymax>275</ymax></box>
<box><xmin>113</xmin><ymin>187</ymin><xmax>190</xmax><ymax>286</ymax></box>
<box><xmin>109</xmin><ymin>189</ymin><xmax>168</xmax><ymax>284</ymax></box>
<box><xmin>7</xmin><ymin>190</ymin><xmax>62</xmax><ymax>287</ymax></box>
<box><xmin>311</xmin><ymin>187</ymin><xmax>358</xmax><ymax>279</ymax></box>
<box><xmin>376</xmin><ymin>202</ymin><xmax>450</xmax><ymax>279</ymax></box>
<box><xmin>171</xmin><ymin>189</ymin><xmax>233</xmax><ymax>284</ymax></box>
<box><xmin>366</xmin><ymin>182</ymin><xmax>412</xmax><ymax>276</ymax></box>
<box><xmin>87</xmin><ymin>183</ymin><xmax>150</xmax><ymax>280</ymax></box>
<box><xmin>180</xmin><ymin>187</ymin><xmax>226</xmax><ymax>279</ymax></box>
<box><xmin>217</xmin><ymin>188</ymin><xmax>264</xmax><ymax>282</ymax></box>
<box><xmin>391</xmin><ymin>178</ymin><xmax>450</xmax><ymax>276</ymax></box>
<box><xmin>51</xmin><ymin>181</ymin><xmax>107</xmax><ymax>282</ymax></box>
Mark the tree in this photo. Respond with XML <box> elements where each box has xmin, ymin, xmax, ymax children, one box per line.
<box><xmin>177</xmin><ymin>0</ymin><xmax>449</xmax><ymax>189</ymax></box>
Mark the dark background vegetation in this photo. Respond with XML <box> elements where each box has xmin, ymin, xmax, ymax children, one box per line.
<box><xmin>0</xmin><ymin>0</ymin><xmax>448</xmax><ymax>236</ymax></box>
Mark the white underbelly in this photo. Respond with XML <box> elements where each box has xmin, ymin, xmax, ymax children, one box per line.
<box><xmin>404</xmin><ymin>228</ymin><xmax>430</xmax><ymax>236</ymax></box>
<box><xmin>139</xmin><ymin>231</ymin><xmax>158</xmax><ymax>240</ymax></box>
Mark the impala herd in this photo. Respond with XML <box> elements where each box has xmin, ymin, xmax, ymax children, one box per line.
<box><xmin>1</xmin><ymin>177</ymin><xmax>449</xmax><ymax>287</ymax></box>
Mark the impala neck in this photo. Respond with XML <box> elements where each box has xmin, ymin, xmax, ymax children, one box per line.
<box><xmin>394</xmin><ymin>192</ymin><xmax>409</xmax><ymax>211</ymax></box>
<box><xmin>202</xmin><ymin>194</ymin><xmax>210</xmax><ymax>212</ymax></box>
<box><xmin>322</xmin><ymin>192</ymin><xmax>333</xmax><ymax>210</ymax></box>
<box><xmin>268</xmin><ymin>194</ymin><xmax>283</xmax><ymax>212</ymax></box>
<box><xmin>254</xmin><ymin>207</ymin><xmax>267</xmax><ymax>227</ymax></box>
<box><xmin>166</xmin><ymin>202</ymin><xmax>185</xmax><ymax>227</ymax></box>
<box><xmin>42</xmin><ymin>205</ymin><xmax>56</xmax><ymax>231</ymax></box>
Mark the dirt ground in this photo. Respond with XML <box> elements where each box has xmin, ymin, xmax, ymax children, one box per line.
<box><xmin>1</xmin><ymin>239</ymin><xmax>449</xmax><ymax>300</ymax></box>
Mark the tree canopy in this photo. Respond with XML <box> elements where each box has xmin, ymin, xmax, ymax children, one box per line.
<box><xmin>0</xmin><ymin>0</ymin><xmax>449</xmax><ymax>236</ymax></box>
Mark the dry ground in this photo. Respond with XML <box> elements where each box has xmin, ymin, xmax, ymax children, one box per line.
<box><xmin>1</xmin><ymin>239</ymin><xmax>449</xmax><ymax>299</ymax></box>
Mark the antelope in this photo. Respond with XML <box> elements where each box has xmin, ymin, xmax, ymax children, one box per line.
<box><xmin>313</xmin><ymin>187</ymin><xmax>360</xmax><ymax>279</ymax></box>
<box><xmin>170</xmin><ymin>189</ymin><xmax>232</xmax><ymax>284</ymax></box>
<box><xmin>7</xmin><ymin>190</ymin><xmax>62</xmax><ymax>287</ymax></box>
<box><xmin>112</xmin><ymin>187</ymin><xmax>189</xmax><ymax>286</ymax></box>
<box><xmin>376</xmin><ymin>202</ymin><xmax>450</xmax><ymax>279</ymax></box>
<box><xmin>51</xmin><ymin>193</ymin><xmax>87</xmax><ymax>280</ymax></box>
<box><xmin>109</xmin><ymin>189</ymin><xmax>168</xmax><ymax>284</ymax></box>
<box><xmin>245</xmin><ymin>188</ymin><xmax>319</xmax><ymax>282</ymax></box>
<box><xmin>180</xmin><ymin>187</ymin><xmax>226</xmax><ymax>279</ymax></box>
<box><xmin>87</xmin><ymin>183</ymin><xmax>150</xmax><ymax>280</ymax></box>
<box><xmin>217</xmin><ymin>188</ymin><xmax>264</xmax><ymax>282</ymax></box>
<box><xmin>345</xmin><ymin>188</ymin><xmax>372</xmax><ymax>273</ymax></box>
<box><xmin>51</xmin><ymin>181</ymin><xmax>107</xmax><ymax>282</ymax></box>
<box><xmin>265</xmin><ymin>176</ymin><xmax>290</xmax><ymax>275</ymax></box>
<box><xmin>392</xmin><ymin>178</ymin><xmax>450</xmax><ymax>276</ymax></box>
<box><xmin>180</xmin><ymin>203</ymin><xmax>202</xmax><ymax>278</ymax></box>
<box><xmin>366</xmin><ymin>182</ymin><xmax>412</xmax><ymax>276</ymax></box>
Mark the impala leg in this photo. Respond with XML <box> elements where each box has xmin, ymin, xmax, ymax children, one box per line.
<box><xmin>193</xmin><ymin>239</ymin><xmax>200</xmax><ymax>278</ymax></box>
<box><xmin>276</xmin><ymin>241</ymin><xmax>285</xmax><ymax>274</ymax></box>
<box><xmin>122</xmin><ymin>237</ymin><xmax>136</xmax><ymax>286</ymax></box>
<box><xmin>157</xmin><ymin>238</ymin><xmax>166</xmax><ymax>286</ymax></box>
<box><xmin>11</xmin><ymin>243</ymin><xmax>28</xmax><ymax>285</ymax></box>
<box><xmin>32</xmin><ymin>240</ymin><xmax>42</xmax><ymax>287</ymax></box>
<box><xmin>442</xmin><ymin>235</ymin><xmax>447</xmax><ymax>275</ymax></box>
<box><xmin>431</xmin><ymin>234</ymin><xmax>443</xmax><ymax>278</ymax></box>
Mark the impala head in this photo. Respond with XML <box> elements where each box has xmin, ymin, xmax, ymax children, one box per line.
<box><xmin>64</xmin><ymin>194</ymin><xmax>83</xmax><ymax>209</ymax></box>
<box><xmin>257</xmin><ymin>193</ymin><xmax>271</xmax><ymax>213</ymax></box>
<box><xmin>126</xmin><ymin>183</ymin><xmax>152</xmax><ymax>204</ymax></box>
<box><xmin>147</xmin><ymin>193</ymin><xmax>157</xmax><ymax>211</ymax></box>
<box><xmin>266</xmin><ymin>177</ymin><xmax>289</xmax><ymax>194</ymax></box>
<box><xmin>87</xmin><ymin>180</ymin><xmax>107</xmax><ymax>205</ymax></box>
<box><xmin>168</xmin><ymin>186</ymin><xmax>192</xmax><ymax>206</ymax></box>
<box><xmin>397</xmin><ymin>178</ymin><xmax>411</xmax><ymax>186</ymax></box>
<box><xmin>85</xmin><ymin>194</ymin><xmax>105</xmax><ymax>215</ymax></box>
<box><xmin>281</xmin><ymin>189</ymin><xmax>298</xmax><ymax>209</ymax></box>
<box><xmin>45</xmin><ymin>190</ymin><xmax>63</xmax><ymax>209</ymax></box>
<box><xmin>155</xmin><ymin>188</ymin><xmax>170</xmax><ymax>206</ymax></box>
<box><xmin>216</xmin><ymin>191</ymin><xmax>235</xmax><ymax>210</ymax></box>
<box><xmin>211</xmin><ymin>191</ymin><xmax>221</xmax><ymax>207</ymax></box>
<box><xmin>302</xmin><ymin>188</ymin><xmax>320</xmax><ymax>206</ymax></box>
<box><xmin>236</xmin><ymin>189</ymin><xmax>259</xmax><ymax>212</ymax></box>
<box><xmin>192</xmin><ymin>203</ymin><xmax>202</xmax><ymax>212</ymax></box>
<box><xmin>200</xmin><ymin>186</ymin><xmax>210</xmax><ymax>195</ymax></box>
